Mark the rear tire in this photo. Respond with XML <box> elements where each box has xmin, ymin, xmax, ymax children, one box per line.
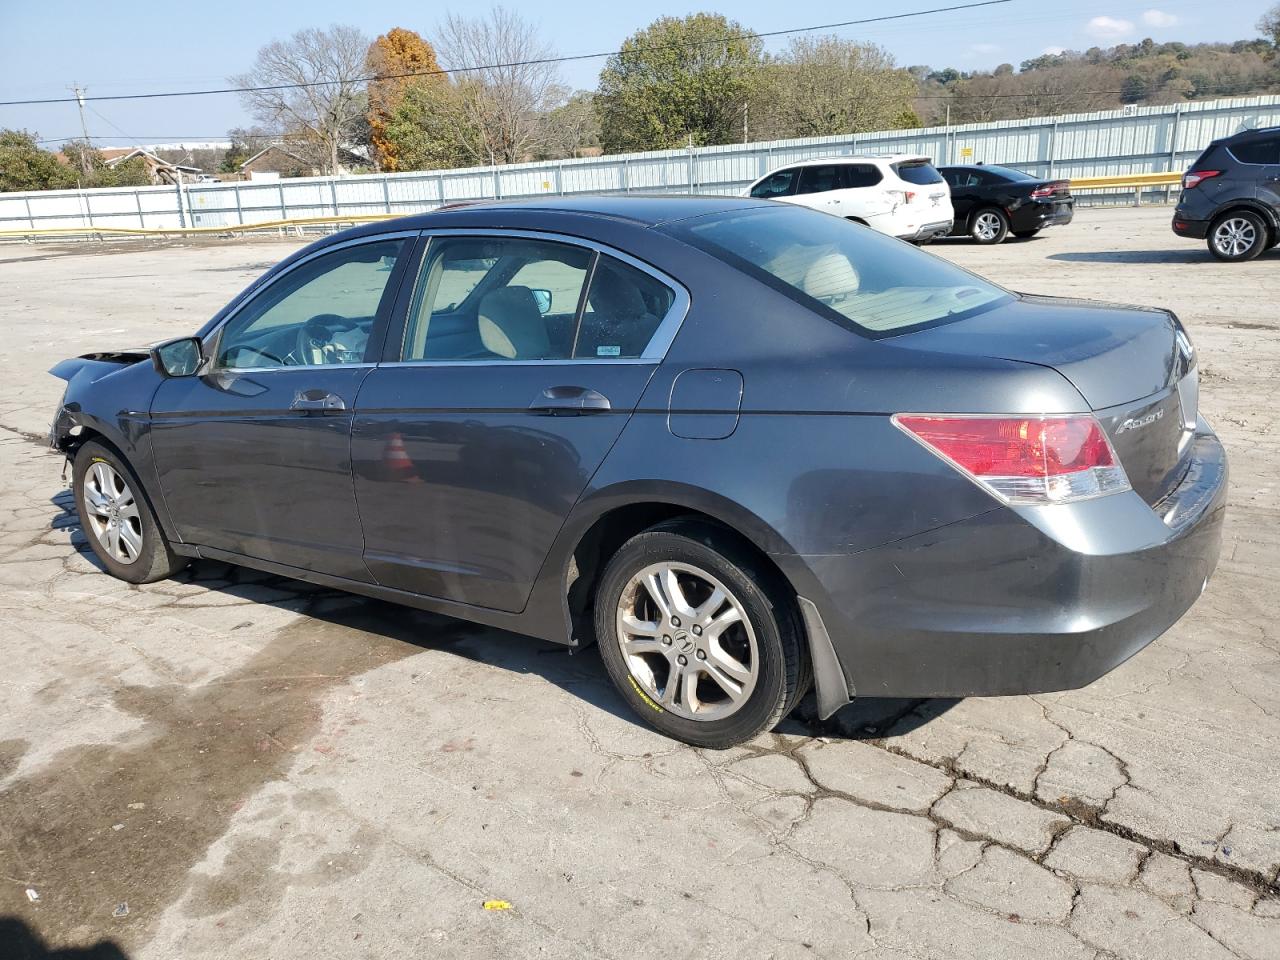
<box><xmin>1207</xmin><ymin>210</ymin><xmax>1267</xmax><ymax>262</ymax></box>
<box><xmin>73</xmin><ymin>440</ymin><xmax>187</xmax><ymax>584</ymax></box>
<box><xmin>1012</xmin><ymin>229</ymin><xmax>1041</xmax><ymax>239</ymax></box>
<box><xmin>970</xmin><ymin>208</ymin><xmax>1009</xmax><ymax>244</ymax></box>
<box><xmin>593</xmin><ymin>520</ymin><xmax>808</xmax><ymax>749</ymax></box>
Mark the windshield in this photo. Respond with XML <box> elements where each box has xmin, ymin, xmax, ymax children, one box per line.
<box><xmin>668</xmin><ymin>205</ymin><xmax>1010</xmax><ymax>337</ymax></box>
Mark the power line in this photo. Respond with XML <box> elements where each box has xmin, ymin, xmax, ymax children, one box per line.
<box><xmin>0</xmin><ymin>0</ymin><xmax>1012</xmax><ymax>108</ymax></box>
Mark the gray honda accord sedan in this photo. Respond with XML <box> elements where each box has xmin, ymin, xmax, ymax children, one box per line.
<box><xmin>50</xmin><ymin>196</ymin><xmax>1227</xmax><ymax>748</ymax></box>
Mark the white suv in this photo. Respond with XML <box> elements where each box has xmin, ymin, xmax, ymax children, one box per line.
<box><xmin>745</xmin><ymin>155</ymin><xmax>954</xmax><ymax>242</ymax></box>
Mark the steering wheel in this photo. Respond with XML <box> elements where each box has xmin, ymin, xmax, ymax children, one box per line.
<box><xmin>295</xmin><ymin>314</ymin><xmax>355</xmax><ymax>365</ymax></box>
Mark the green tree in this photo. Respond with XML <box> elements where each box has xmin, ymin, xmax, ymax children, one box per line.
<box><xmin>61</xmin><ymin>142</ymin><xmax>152</xmax><ymax>188</ymax></box>
<box><xmin>0</xmin><ymin>130</ymin><xmax>76</xmax><ymax>191</ymax></box>
<box><xmin>596</xmin><ymin>13</ymin><xmax>764</xmax><ymax>152</ymax></box>
<box><xmin>383</xmin><ymin>79</ymin><xmax>486</xmax><ymax>170</ymax></box>
<box><xmin>751</xmin><ymin>37</ymin><xmax>920</xmax><ymax>140</ymax></box>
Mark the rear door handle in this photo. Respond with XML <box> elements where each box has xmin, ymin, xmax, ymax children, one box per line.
<box><xmin>291</xmin><ymin>389</ymin><xmax>346</xmax><ymax>413</ymax></box>
<box><xmin>529</xmin><ymin>386</ymin><xmax>611</xmax><ymax>415</ymax></box>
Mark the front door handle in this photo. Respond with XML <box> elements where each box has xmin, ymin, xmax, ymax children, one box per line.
<box><xmin>291</xmin><ymin>389</ymin><xmax>346</xmax><ymax>413</ymax></box>
<box><xmin>529</xmin><ymin>385</ymin><xmax>611</xmax><ymax>415</ymax></box>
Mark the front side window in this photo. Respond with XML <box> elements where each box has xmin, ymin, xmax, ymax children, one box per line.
<box><xmin>750</xmin><ymin>169</ymin><xmax>799</xmax><ymax>198</ymax></box>
<box><xmin>668</xmin><ymin>205</ymin><xmax>1010</xmax><ymax>337</ymax></box>
<box><xmin>216</xmin><ymin>239</ymin><xmax>404</xmax><ymax>369</ymax></box>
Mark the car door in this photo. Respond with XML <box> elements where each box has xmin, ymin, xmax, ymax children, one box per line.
<box><xmin>149</xmin><ymin>233</ymin><xmax>415</xmax><ymax>579</ymax></box>
<box><xmin>943</xmin><ymin>169</ymin><xmax>978</xmax><ymax>225</ymax></box>
<box><xmin>793</xmin><ymin>165</ymin><xmax>845</xmax><ymax>214</ymax></box>
<box><xmin>351</xmin><ymin>231</ymin><xmax>687</xmax><ymax>613</ymax></box>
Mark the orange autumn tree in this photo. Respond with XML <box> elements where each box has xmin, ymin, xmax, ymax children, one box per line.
<box><xmin>366</xmin><ymin>28</ymin><xmax>444</xmax><ymax>171</ymax></box>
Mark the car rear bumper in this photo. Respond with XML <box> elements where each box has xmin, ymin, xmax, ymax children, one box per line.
<box><xmin>897</xmin><ymin>219</ymin><xmax>954</xmax><ymax>242</ymax></box>
<box><xmin>1012</xmin><ymin>200</ymin><xmax>1074</xmax><ymax>231</ymax></box>
<box><xmin>802</xmin><ymin>423</ymin><xmax>1227</xmax><ymax>699</ymax></box>
<box><xmin>1172</xmin><ymin>216</ymin><xmax>1210</xmax><ymax>239</ymax></box>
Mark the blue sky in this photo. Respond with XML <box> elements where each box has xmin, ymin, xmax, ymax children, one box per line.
<box><xmin>0</xmin><ymin>0</ymin><xmax>1269</xmax><ymax>147</ymax></box>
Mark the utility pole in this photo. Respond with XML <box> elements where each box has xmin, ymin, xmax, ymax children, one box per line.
<box><xmin>742</xmin><ymin>103</ymin><xmax>749</xmax><ymax>144</ymax></box>
<box><xmin>71</xmin><ymin>84</ymin><xmax>92</xmax><ymax>175</ymax></box>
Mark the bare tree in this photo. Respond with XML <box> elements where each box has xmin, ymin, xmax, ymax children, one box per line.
<box><xmin>232</xmin><ymin>25</ymin><xmax>370</xmax><ymax>175</ymax></box>
<box><xmin>433</xmin><ymin>6</ymin><xmax>566</xmax><ymax>163</ymax></box>
<box><xmin>1260</xmin><ymin>3</ymin><xmax>1280</xmax><ymax>47</ymax></box>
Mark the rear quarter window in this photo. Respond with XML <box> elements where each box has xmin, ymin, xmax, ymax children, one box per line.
<box><xmin>1227</xmin><ymin>138</ymin><xmax>1280</xmax><ymax>165</ymax></box>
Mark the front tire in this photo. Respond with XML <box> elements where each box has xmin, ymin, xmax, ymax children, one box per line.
<box><xmin>1208</xmin><ymin>211</ymin><xmax>1267</xmax><ymax>262</ymax></box>
<box><xmin>73</xmin><ymin>440</ymin><xmax>187</xmax><ymax>584</ymax></box>
<box><xmin>594</xmin><ymin>520</ymin><xmax>807</xmax><ymax>748</ymax></box>
<box><xmin>970</xmin><ymin>208</ymin><xmax>1009</xmax><ymax>244</ymax></box>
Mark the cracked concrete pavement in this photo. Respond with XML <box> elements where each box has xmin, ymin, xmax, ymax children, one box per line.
<box><xmin>0</xmin><ymin>208</ymin><xmax>1277</xmax><ymax>958</ymax></box>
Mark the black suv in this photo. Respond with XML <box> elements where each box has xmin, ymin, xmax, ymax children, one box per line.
<box><xmin>1173</xmin><ymin>127</ymin><xmax>1280</xmax><ymax>261</ymax></box>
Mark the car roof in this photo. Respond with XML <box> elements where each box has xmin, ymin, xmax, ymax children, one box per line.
<box><xmin>771</xmin><ymin>154</ymin><xmax>928</xmax><ymax>169</ymax></box>
<box><xmin>350</xmin><ymin>194</ymin><xmax>772</xmax><ymax>232</ymax></box>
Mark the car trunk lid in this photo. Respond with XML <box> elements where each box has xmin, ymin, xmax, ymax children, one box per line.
<box><xmin>891</xmin><ymin>294</ymin><xmax>1198</xmax><ymax>504</ymax></box>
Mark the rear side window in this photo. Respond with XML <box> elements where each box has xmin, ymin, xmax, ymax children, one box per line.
<box><xmin>750</xmin><ymin>169</ymin><xmax>799</xmax><ymax>198</ymax></box>
<box><xmin>1228</xmin><ymin>137</ymin><xmax>1280</xmax><ymax>165</ymax></box>
<box><xmin>843</xmin><ymin>164</ymin><xmax>883</xmax><ymax>188</ymax></box>
<box><xmin>978</xmin><ymin>164</ymin><xmax>1036</xmax><ymax>182</ymax></box>
<box><xmin>669</xmin><ymin>205</ymin><xmax>1011</xmax><ymax>337</ymax></box>
<box><xmin>575</xmin><ymin>256</ymin><xmax>676</xmax><ymax>359</ymax></box>
<box><xmin>894</xmin><ymin>161</ymin><xmax>945</xmax><ymax>185</ymax></box>
<box><xmin>796</xmin><ymin>165</ymin><xmax>844</xmax><ymax>195</ymax></box>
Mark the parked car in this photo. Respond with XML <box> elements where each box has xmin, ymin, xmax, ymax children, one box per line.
<box><xmin>744</xmin><ymin>155</ymin><xmax>953</xmax><ymax>243</ymax></box>
<box><xmin>51</xmin><ymin>196</ymin><xmax>1226</xmax><ymax>748</ymax></box>
<box><xmin>938</xmin><ymin>164</ymin><xmax>1074</xmax><ymax>244</ymax></box>
<box><xmin>1173</xmin><ymin>126</ymin><xmax>1280</xmax><ymax>262</ymax></box>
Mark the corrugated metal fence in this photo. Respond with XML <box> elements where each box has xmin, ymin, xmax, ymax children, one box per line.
<box><xmin>4</xmin><ymin>94</ymin><xmax>1279</xmax><ymax>234</ymax></box>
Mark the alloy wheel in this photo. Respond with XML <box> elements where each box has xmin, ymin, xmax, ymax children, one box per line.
<box><xmin>615</xmin><ymin>561</ymin><xmax>758</xmax><ymax>721</ymax></box>
<box><xmin>82</xmin><ymin>461</ymin><xmax>143</xmax><ymax>565</ymax></box>
<box><xmin>1213</xmin><ymin>217</ymin><xmax>1257</xmax><ymax>259</ymax></box>
<box><xmin>974</xmin><ymin>211</ymin><xmax>1003</xmax><ymax>242</ymax></box>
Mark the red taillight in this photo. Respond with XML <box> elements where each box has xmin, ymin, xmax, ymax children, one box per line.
<box><xmin>1182</xmin><ymin>170</ymin><xmax>1221</xmax><ymax>190</ymax></box>
<box><xmin>1030</xmin><ymin>180</ymin><xmax>1066</xmax><ymax>199</ymax></box>
<box><xmin>893</xmin><ymin>415</ymin><xmax>1130</xmax><ymax>504</ymax></box>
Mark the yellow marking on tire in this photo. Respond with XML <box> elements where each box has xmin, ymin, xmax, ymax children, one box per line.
<box><xmin>628</xmin><ymin>674</ymin><xmax>663</xmax><ymax>713</ymax></box>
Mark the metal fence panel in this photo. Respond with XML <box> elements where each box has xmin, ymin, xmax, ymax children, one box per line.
<box><xmin>5</xmin><ymin>94</ymin><xmax>1280</xmax><ymax>233</ymax></box>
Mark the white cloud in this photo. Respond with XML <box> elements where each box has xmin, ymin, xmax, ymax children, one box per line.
<box><xmin>969</xmin><ymin>42</ymin><xmax>1001</xmax><ymax>55</ymax></box>
<box><xmin>1042</xmin><ymin>45</ymin><xmax>1067</xmax><ymax>56</ymax></box>
<box><xmin>1086</xmin><ymin>15</ymin><xmax>1136</xmax><ymax>40</ymax></box>
<box><xmin>1142</xmin><ymin>9</ymin><xmax>1179</xmax><ymax>27</ymax></box>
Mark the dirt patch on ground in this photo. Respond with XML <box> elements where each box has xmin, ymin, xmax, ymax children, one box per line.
<box><xmin>0</xmin><ymin>597</ymin><xmax>481</xmax><ymax>949</ymax></box>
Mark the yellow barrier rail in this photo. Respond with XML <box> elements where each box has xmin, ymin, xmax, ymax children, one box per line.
<box><xmin>0</xmin><ymin>213</ymin><xmax>399</xmax><ymax>241</ymax></box>
<box><xmin>1</xmin><ymin>174</ymin><xmax>1184</xmax><ymax>240</ymax></box>
<box><xmin>1069</xmin><ymin>171</ymin><xmax>1183</xmax><ymax>190</ymax></box>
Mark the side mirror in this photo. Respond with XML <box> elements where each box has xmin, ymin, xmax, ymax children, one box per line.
<box><xmin>151</xmin><ymin>337</ymin><xmax>204</xmax><ymax>378</ymax></box>
<box><xmin>530</xmin><ymin>288</ymin><xmax>553</xmax><ymax>315</ymax></box>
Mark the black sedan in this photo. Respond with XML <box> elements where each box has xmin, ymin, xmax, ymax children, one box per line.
<box><xmin>50</xmin><ymin>196</ymin><xmax>1224</xmax><ymax>748</ymax></box>
<box><xmin>939</xmin><ymin>164</ymin><xmax>1075</xmax><ymax>244</ymax></box>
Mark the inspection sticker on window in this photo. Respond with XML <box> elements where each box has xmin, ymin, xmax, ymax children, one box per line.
<box><xmin>597</xmin><ymin>345</ymin><xmax>621</xmax><ymax>357</ymax></box>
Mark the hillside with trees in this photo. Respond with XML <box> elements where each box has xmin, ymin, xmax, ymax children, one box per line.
<box><xmin>6</xmin><ymin>4</ymin><xmax>1280</xmax><ymax>191</ymax></box>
